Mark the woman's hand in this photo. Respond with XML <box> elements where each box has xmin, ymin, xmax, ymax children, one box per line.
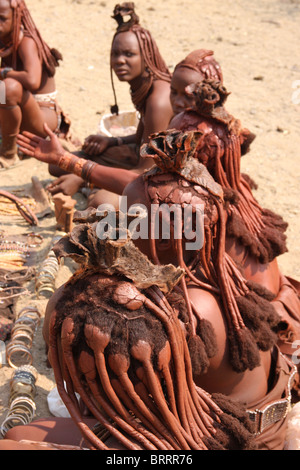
<box><xmin>17</xmin><ymin>123</ymin><xmax>65</xmax><ymax>165</ymax></box>
<box><xmin>46</xmin><ymin>174</ymin><xmax>85</xmax><ymax>196</ymax></box>
<box><xmin>82</xmin><ymin>134</ymin><xmax>111</xmax><ymax>156</ymax></box>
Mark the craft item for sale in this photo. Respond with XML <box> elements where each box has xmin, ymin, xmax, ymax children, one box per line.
<box><xmin>52</xmin><ymin>193</ymin><xmax>77</xmax><ymax>233</ymax></box>
<box><xmin>0</xmin><ymin>233</ymin><xmax>42</xmax><ymax>271</ymax></box>
<box><xmin>5</xmin><ymin>307</ymin><xmax>41</xmax><ymax>369</ymax></box>
<box><xmin>36</xmin><ymin>249</ymin><xmax>60</xmax><ymax>298</ymax></box>
<box><xmin>0</xmin><ymin>365</ymin><xmax>38</xmax><ymax>437</ymax></box>
<box><xmin>0</xmin><ymin>190</ymin><xmax>38</xmax><ymax>226</ymax></box>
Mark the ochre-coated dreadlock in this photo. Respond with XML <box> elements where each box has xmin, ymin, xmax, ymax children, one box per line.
<box><xmin>140</xmin><ymin>130</ymin><xmax>281</xmax><ymax>375</ymax></box>
<box><xmin>47</xmin><ymin>211</ymin><xmax>257</xmax><ymax>450</ymax></box>
<box><xmin>2</xmin><ymin>0</ymin><xmax>62</xmax><ymax>75</ymax></box>
<box><xmin>172</xmin><ymin>79</ymin><xmax>288</xmax><ymax>264</ymax></box>
<box><xmin>110</xmin><ymin>2</ymin><xmax>171</xmax><ymax>114</ymax></box>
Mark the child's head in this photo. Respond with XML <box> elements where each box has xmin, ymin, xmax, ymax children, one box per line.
<box><xmin>170</xmin><ymin>49</ymin><xmax>223</xmax><ymax>115</ymax></box>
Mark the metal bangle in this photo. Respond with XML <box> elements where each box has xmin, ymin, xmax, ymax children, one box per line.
<box><xmin>11</xmin><ymin>324</ymin><xmax>35</xmax><ymax>337</ymax></box>
<box><xmin>26</xmin><ymin>233</ymin><xmax>44</xmax><ymax>248</ymax></box>
<box><xmin>6</xmin><ymin>343</ymin><xmax>33</xmax><ymax>369</ymax></box>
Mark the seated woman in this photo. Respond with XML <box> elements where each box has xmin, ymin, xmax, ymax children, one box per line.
<box><xmin>0</xmin><ymin>0</ymin><xmax>67</xmax><ymax>169</ymax></box>
<box><xmin>1</xmin><ymin>203</ymin><xmax>259</xmax><ymax>451</ymax></box>
<box><xmin>47</xmin><ymin>3</ymin><xmax>173</xmax><ymax>207</ymax></box>
<box><xmin>122</xmin><ymin>129</ymin><xmax>297</xmax><ymax>449</ymax></box>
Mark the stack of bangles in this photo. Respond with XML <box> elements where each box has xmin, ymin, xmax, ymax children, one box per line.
<box><xmin>35</xmin><ymin>249</ymin><xmax>60</xmax><ymax>298</ymax></box>
<box><xmin>58</xmin><ymin>152</ymin><xmax>97</xmax><ymax>189</ymax></box>
<box><xmin>6</xmin><ymin>306</ymin><xmax>41</xmax><ymax>369</ymax></box>
<box><xmin>0</xmin><ymin>365</ymin><xmax>38</xmax><ymax>437</ymax></box>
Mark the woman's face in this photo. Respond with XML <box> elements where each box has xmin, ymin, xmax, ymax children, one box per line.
<box><xmin>0</xmin><ymin>0</ymin><xmax>13</xmax><ymax>42</ymax></box>
<box><xmin>111</xmin><ymin>31</ymin><xmax>143</xmax><ymax>83</ymax></box>
<box><xmin>170</xmin><ymin>67</ymin><xmax>203</xmax><ymax>115</ymax></box>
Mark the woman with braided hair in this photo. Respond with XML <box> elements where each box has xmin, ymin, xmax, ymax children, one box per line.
<box><xmin>47</xmin><ymin>2</ymin><xmax>173</xmax><ymax>206</ymax></box>
<box><xmin>168</xmin><ymin>80</ymin><xmax>300</xmax><ymax>384</ymax></box>
<box><xmin>121</xmin><ymin>129</ymin><xmax>297</xmax><ymax>450</ymax></box>
<box><xmin>0</xmin><ymin>0</ymin><xmax>67</xmax><ymax>169</ymax></box>
<box><xmin>1</xmin><ymin>207</ymin><xmax>258</xmax><ymax>451</ymax></box>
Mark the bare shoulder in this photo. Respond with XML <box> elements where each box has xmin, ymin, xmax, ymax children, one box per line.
<box><xmin>147</xmin><ymin>80</ymin><xmax>172</xmax><ymax>109</ymax></box>
<box><xmin>18</xmin><ymin>35</ymin><xmax>39</xmax><ymax>56</ymax></box>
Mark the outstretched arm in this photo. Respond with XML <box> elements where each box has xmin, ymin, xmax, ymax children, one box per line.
<box><xmin>17</xmin><ymin>124</ymin><xmax>139</xmax><ymax>195</ymax></box>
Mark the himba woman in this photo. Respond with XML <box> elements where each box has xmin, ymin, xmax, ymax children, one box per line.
<box><xmin>0</xmin><ymin>0</ymin><xmax>68</xmax><ymax>169</ymax></box>
<box><xmin>3</xmin><ymin>129</ymin><xmax>296</xmax><ymax>451</ymax></box>
<box><xmin>168</xmin><ymin>79</ymin><xmax>300</xmax><ymax>391</ymax></box>
<box><xmin>47</xmin><ymin>2</ymin><xmax>173</xmax><ymax>208</ymax></box>
<box><xmin>122</xmin><ymin>129</ymin><xmax>297</xmax><ymax>450</ymax></box>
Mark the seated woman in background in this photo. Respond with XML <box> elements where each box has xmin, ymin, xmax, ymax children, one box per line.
<box><xmin>0</xmin><ymin>0</ymin><xmax>67</xmax><ymax>170</ymax></box>
<box><xmin>47</xmin><ymin>2</ymin><xmax>173</xmax><ymax>206</ymax></box>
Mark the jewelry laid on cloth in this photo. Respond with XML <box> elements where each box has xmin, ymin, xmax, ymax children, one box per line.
<box><xmin>0</xmin><ymin>365</ymin><xmax>38</xmax><ymax>438</ymax></box>
<box><xmin>5</xmin><ymin>306</ymin><xmax>41</xmax><ymax>369</ymax></box>
<box><xmin>0</xmin><ymin>286</ymin><xmax>30</xmax><ymax>308</ymax></box>
<box><xmin>0</xmin><ymin>240</ymin><xmax>30</xmax><ymax>271</ymax></box>
<box><xmin>2</xmin><ymin>266</ymin><xmax>36</xmax><ymax>284</ymax></box>
<box><xmin>0</xmin><ymin>232</ymin><xmax>43</xmax><ymax>271</ymax></box>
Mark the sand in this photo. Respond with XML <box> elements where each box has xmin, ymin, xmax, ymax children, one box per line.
<box><xmin>0</xmin><ymin>0</ymin><xmax>299</xmax><ymax>435</ymax></box>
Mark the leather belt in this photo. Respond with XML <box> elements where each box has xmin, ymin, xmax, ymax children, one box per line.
<box><xmin>247</xmin><ymin>361</ymin><xmax>297</xmax><ymax>435</ymax></box>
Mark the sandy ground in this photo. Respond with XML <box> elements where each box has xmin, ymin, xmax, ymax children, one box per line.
<box><xmin>0</xmin><ymin>0</ymin><xmax>299</xmax><ymax>437</ymax></box>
